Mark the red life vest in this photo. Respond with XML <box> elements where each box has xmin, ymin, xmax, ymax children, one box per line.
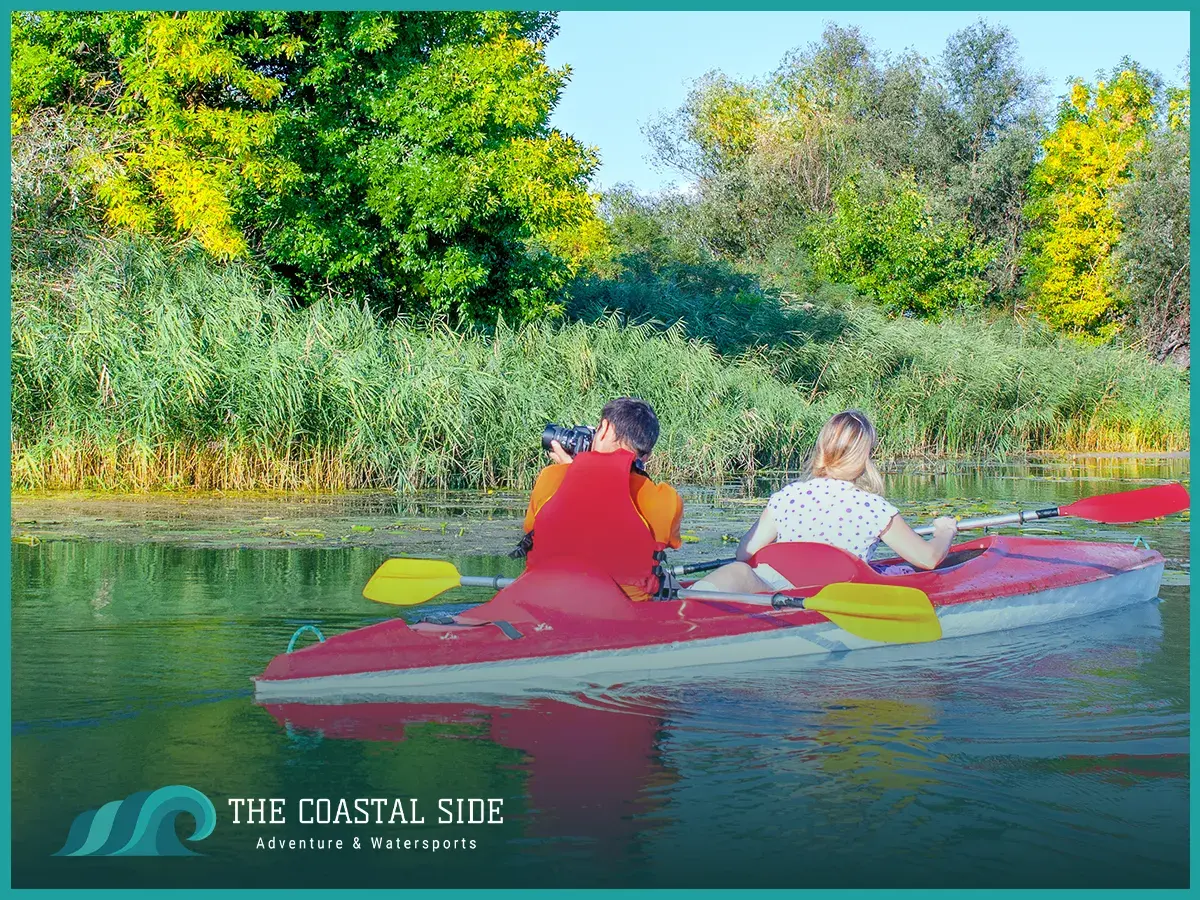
<box><xmin>527</xmin><ymin>448</ymin><xmax>661</xmax><ymax>597</ymax></box>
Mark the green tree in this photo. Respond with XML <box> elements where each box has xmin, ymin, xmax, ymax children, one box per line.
<box><xmin>1023</xmin><ymin>63</ymin><xmax>1160</xmax><ymax>337</ymax></box>
<box><xmin>941</xmin><ymin>21</ymin><xmax>1045</xmax><ymax>299</ymax></box>
<box><xmin>806</xmin><ymin>175</ymin><xmax>993</xmax><ymax>316</ymax></box>
<box><xmin>641</xmin><ymin>21</ymin><xmax>1039</xmax><ymax>296</ymax></box>
<box><xmin>12</xmin><ymin>10</ymin><xmax>295</xmax><ymax>257</ymax></box>
<box><xmin>942</xmin><ymin>21</ymin><xmax>1042</xmax><ymax>163</ymax></box>
<box><xmin>11</xmin><ymin>10</ymin><xmax>604</xmax><ymax>321</ymax></box>
<box><xmin>246</xmin><ymin>11</ymin><xmax>604</xmax><ymax>320</ymax></box>
<box><xmin>1114</xmin><ymin>81</ymin><xmax>1189</xmax><ymax>363</ymax></box>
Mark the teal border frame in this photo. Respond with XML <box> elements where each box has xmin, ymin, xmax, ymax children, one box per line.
<box><xmin>3</xmin><ymin>3</ymin><xmax>10</xmax><ymax>896</ymax></box>
<box><xmin>2</xmin><ymin>3</ymin><xmax>1193</xmax><ymax>896</ymax></box>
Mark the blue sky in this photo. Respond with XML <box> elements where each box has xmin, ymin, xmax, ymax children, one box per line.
<box><xmin>543</xmin><ymin>11</ymin><xmax>1191</xmax><ymax>193</ymax></box>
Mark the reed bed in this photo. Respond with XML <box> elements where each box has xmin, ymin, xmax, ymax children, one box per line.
<box><xmin>12</xmin><ymin>240</ymin><xmax>1190</xmax><ymax>492</ymax></box>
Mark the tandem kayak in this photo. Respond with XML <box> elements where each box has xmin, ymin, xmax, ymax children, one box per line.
<box><xmin>254</xmin><ymin>535</ymin><xmax>1164</xmax><ymax>702</ymax></box>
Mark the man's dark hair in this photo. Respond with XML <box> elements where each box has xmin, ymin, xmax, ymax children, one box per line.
<box><xmin>600</xmin><ymin>397</ymin><xmax>660</xmax><ymax>457</ymax></box>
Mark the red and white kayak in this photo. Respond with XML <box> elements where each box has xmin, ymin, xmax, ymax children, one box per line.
<box><xmin>254</xmin><ymin>535</ymin><xmax>1164</xmax><ymax>702</ymax></box>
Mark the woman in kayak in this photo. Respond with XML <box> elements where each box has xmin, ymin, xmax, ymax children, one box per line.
<box><xmin>692</xmin><ymin>409</ymin><xmax>958</xmax><ymax>593</ymax></box>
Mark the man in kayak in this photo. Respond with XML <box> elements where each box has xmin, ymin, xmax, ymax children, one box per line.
<box><xmin>517</xmin><ymin>397</ymin><xmax>683</xmax><ymax>602</ymax></box>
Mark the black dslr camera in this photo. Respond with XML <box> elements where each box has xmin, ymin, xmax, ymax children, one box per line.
<box><xmin>541</xmin><ymin>423</ymin><xmax>645</xmax><ymax>473</ymax></box>
<box><xmin>541</xmin><ymin>423</ymin><xmax>595</xmax><ymax>457</ymax></box>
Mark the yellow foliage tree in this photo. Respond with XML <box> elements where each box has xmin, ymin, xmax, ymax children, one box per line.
<box><xmin>14</xmin><ymin>11</ymin><xmax>298</xmax><ymax>258</ymax></box>
<box><xmin>1023</xmin><ymin>68</ymin><xmax>1158</xmax><ymax>337</ymax></box>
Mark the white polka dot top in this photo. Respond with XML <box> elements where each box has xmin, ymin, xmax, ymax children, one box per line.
<box><xmin>766</xmin><ymin>477</ymin><xmax>900</xmax><ymax>561</ymax></box>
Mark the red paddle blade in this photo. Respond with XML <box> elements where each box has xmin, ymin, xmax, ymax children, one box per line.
<box><xmin>1060</xmin><ymin>482</ymin><xmax>1190</xmax><ymax>523</ymax></box>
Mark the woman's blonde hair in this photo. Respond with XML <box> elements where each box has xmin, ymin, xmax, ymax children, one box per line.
<box><xmin>807</xmin><ymin>409</ymin><xmax>884</xmax><ymax>495</ymax></box>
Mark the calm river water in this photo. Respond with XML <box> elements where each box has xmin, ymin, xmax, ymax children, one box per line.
<box><xmin>11</xmin><ymin>458</ymin><xmax>1190</xmax><ymax>888</ymax></box>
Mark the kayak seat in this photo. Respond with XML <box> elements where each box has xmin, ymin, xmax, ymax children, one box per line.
<box><xmin>749</xmin><ymin>542</ymin><xmax>871</xmax><ymax>588</ymax></box>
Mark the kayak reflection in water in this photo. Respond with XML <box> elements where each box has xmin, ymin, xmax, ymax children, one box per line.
<box><xmin>265</xmin><ymin>697</ymin><xmax>675</xmax><ymax>858</ymax></box>
<box><xmin>693</xmin><ymin>410</ymin><xmax>959</xmax><ymax>594</ymax></box>
<box><xmin>517</xmin><ymin>398</ymin><xmax>684</xmax><ymax>602</ymax></box>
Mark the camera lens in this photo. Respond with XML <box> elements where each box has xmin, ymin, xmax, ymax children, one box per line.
<box><xmin>541</xmin><ymin>423</ymin><xmax>594</xmax><ymax>457</ymax></box>
<box><xmin>542</xmin><ymin>424</ymin><xmax>565</xmax><ymax>453</ymax></box>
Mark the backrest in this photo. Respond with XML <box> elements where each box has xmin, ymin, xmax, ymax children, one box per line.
<box><xmin>750</xmin><ymin>541</ymin><xmax>870</xmax><ymax>587</ymax></box>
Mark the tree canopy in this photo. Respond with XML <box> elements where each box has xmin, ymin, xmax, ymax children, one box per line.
<box><xmin>12</xmin><ymin>13</ymin><xmax>1191</xmax><ymax>357</ymax></box>
<box><xmin>12</xmin><ymin>10</ymin><xmax>605</xmax><ymax>320</ymax></box>
<box><xmin>636</xmin><ymin>22</ymin><xmax>1187</xmax><ymax>350</ymax></box>
<box><xmin>642</xmin><ymin>22</ymin><xmax>1044</xmax><ymax>314</ymax></box>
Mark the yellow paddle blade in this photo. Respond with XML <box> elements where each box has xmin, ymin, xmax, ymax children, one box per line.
<box><xmin>806</xmin><ymin>582</ymin><xmax>942</xmax><ymax>644</ymax></box>
<box><xmin>363</xmin><ymin>558</ymin><xmax>462</xmax><ymax>606</ymax></box>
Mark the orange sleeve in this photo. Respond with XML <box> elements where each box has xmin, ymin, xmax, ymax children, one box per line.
<box><xmin>523</xmin><ymin>465</ymin><xmax>570</xmax><ymax>532</ymax></box>
<box><xmin>632</xmin><ymin>477</ymin><xmax>684</xmax><ymax>550</ymax></box>
<box><xmin>619</xmin><ymin>584</ymin><xmax>653</xmax><ymax>603</ymax></box>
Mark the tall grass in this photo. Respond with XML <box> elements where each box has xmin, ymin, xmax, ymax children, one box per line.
<box><xmin>11</xmin><ymin>240</ymin><xmax>1190</xmax><ymax>492</ymax></box>
<box><xmin>571</xmin><ymin>260</ymin><xmax>1191</xmax><ymax>456</ymax></box>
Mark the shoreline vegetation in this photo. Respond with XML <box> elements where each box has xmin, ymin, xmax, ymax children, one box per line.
<box><xmin>10</xmin><ymin>458</ymin><xmax>1191</xmax><ymax>557</ymax></box>
<box><xmin>10</xmin><ymin>12</ymin><xmax>1190</xmax><ymax>494</ymax></box>
<box><xmin>12</xmin><ymin>240</ymin><xmax>1189</xmax><ymax>494</ymax></box>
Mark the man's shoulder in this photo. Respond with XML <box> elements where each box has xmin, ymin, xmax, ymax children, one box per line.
<box><xmin>529</xmin><ymin>464</ymin><xmax>570</xmax><ymax>508</ymax></box>
<box><xmin>632</xmin><ymin>473</ymin><xmax>682</xmax><ymax>501</ymax></box>
<box><xmin>534</xmin><ymin>463</ymin><xmax>570</xmax><ymax>485</ymax></box>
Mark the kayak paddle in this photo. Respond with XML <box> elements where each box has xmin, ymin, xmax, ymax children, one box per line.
<box><xmin>363</xmin><ymin>558</ymin><xmax>513</xmax><ymax>606</ymax></box>
<box><xmin>363</xmin><ymin>559</ymin><xmax>940</xmax><ymax>644</ymax></box>
<box><xmin>679</xmin><ymin>582</ymin><xmax>941</xmax><ymax>644</ymax></box>
<box><xmin>363</xmin><ymin>556</ymin><xmax>738</xmax><ymax>605</ymax></box>
<box><xmin>913</xmin><ymin>482</ymin><xmax>1189</xmax><ymax>536</ymax></box>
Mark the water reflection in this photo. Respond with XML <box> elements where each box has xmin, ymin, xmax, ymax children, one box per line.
<box><xmin>799</xmin><ymin>699</ymin><xmax>945</xmax><ymax>806</ymax></box>
<box><xmin>265</xmin><ymin>695</ymin><xmax>675</xmax><ymax>859</ymax></box>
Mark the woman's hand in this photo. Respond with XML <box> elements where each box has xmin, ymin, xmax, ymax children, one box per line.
<box><xmin>547</xmin><ymin>440</ymin><xmax>574</xmax><ymax>465</ymax></box>
<box><xmin>932</xmin><ymin>516</ymin><xmax>958</xmax><ymax>540</ymax></box>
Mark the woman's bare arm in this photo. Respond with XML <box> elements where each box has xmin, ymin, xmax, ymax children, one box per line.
<box><xmin>879</xmin><ymin>515</ymin><xmax>957</xmax><ymax>570</ymax></box>
<box><xmin>736</xmin><ymin>506</ymin><xmax>779</xmax><ymax>561</ymax></box>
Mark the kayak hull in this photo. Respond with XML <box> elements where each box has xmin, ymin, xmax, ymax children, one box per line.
<box><xmin>254</xmin><ymin>536</ymin><xmax>1164</xmax><ymax>702</ymax></box>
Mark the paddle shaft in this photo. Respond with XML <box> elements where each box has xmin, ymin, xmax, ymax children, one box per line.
<box><xmin>462</xmin><ymin>559</ymin><xmax>736</xmax><ymax>590</ymax></box>
<box><xmin>460</xmin><ymin>575</ymin><xmax>806</xmax><ymax>609</ymax></box>
<box><xmin>461</xmin><ymin>574</ymin><xmax>517</xmax><ymax>590</ymax></box>
<box><xmin>676</xmin><ymin>588</ymin><xmax>806</xmax><ymax>608</ymax></box>
<box><xmin>659</xmin><ymin>512</ymin><xmax>1065</xmax><ymax>552</ymax></box>
<box><xmin>912</xmin><ymin>506</ymin><xmax>1060</xmax><ymax>537</ymax></box>
<box><xmin>670</xmin><ymin>557</ymin><xmax>736</xmax><ymax>576</ymax></box>
<box><xmin>672</xmin><ymin>514</ymin><xmax>1064</xmax><ymax>566</ymax></box>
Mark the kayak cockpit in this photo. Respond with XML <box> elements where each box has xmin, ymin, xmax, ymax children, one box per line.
<box><xmin>872</xmin><ymin>543</ymin><xmax>991</xmax><ymax>573</ymax></box>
